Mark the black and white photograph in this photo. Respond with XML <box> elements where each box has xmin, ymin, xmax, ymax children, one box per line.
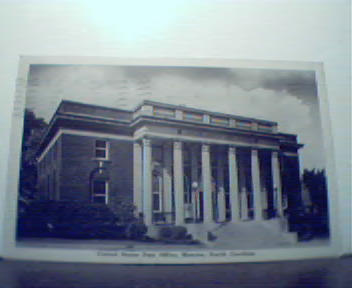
<box><xmin>14</xmin><ymin>60</ymin><xmax>331</xmax><ymax>255</ymax></box>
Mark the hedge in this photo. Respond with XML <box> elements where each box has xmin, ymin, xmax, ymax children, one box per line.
<box><xmin>17</xmin><ymin>200</ymin><xmax>147</xmax><ymax>240</ymax></box>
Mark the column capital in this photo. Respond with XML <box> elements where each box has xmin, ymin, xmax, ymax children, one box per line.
<box><xmin>272</xmin><ymin>151</ymin><xmax>279</xmax><ymax>158</ymax></box>
<box><xmin>142</xmin><ymin>138</ymin><xmax>151</xmax><ymax>146</ymax></box>
<box><xmin>201</xmin><ymin>143</ymin><xmax>210</xmax><ymax>152</ymax></box>
<box><xmin>133</xmin><ymin>141</ymin><xmax>142</xmax><ymax>148</ymax></box>
<box><xmin>251</xmin><ymin>148</ymin><xmax>259</xmax><ymax>155</ymax></box>
<box><xmin>173</xmin><ymin>141</ymin><xmax>183</xmax><ymax>150</ymax></box>
<box><xmin>229</xmin><ymin>146</ymin><xmax>237</xmax><ymax>154</ymax></box>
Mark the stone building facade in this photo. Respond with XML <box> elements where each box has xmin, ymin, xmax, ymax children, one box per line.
<box><xmin>37</xmin><ymin>100</ymin><xmax>303</xmax><ymax>227</ymax></box>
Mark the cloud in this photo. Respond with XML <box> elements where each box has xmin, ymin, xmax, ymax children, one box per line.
<box><xmin>229</xmin><ymin>69</ymin><xmax>318</xmax><ymax>105</ymax></box>
<box><xmin>25</xmin><ymin>64</ymin><xmax>325</xmax><ymax>170</ymax></box>
<box><xmin>124</xmin><ymin>66</ymin><xmax>318</xmax><ymax>105</ymax></box>
<box><xmin>29</xmin><ymin>64</ymin><xmax>318</xmax><ymax>105</ymax></box>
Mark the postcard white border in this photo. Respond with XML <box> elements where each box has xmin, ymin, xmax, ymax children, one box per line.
<box><xmin>3</xmin><ymin>56</ymin><xmax>341</xmax><ymax>264</ymax></box>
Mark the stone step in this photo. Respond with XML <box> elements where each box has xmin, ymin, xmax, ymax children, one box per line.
<box><xmin>185</xmin><ymin>219</ymin><xmax>298</xmax><ymax>249</ymax></box>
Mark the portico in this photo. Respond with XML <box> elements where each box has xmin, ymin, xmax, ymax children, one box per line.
<box><xmin>130</xmin><ymin>101</ymin><xmax>303</xmax><ymax>227</ymax></box>
<box><xmin>134</xmin><ymin>138</ymin><xmax>289</xmax><ymax>226</ymax></box>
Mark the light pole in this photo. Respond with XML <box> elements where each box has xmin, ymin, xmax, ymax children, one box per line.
<box><xmin>192</xmin><ymin>181</ymin><xmax>199</xmax><ymax>222</ymax></box>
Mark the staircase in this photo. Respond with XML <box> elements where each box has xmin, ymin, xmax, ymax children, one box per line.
<box><xmin>186</xmin><ymin>218</ymin><xmax>297</xmax><ymax>249</ymax></box>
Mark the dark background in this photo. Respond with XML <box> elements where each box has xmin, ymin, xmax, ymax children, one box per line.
<box><xmin>0</xmin><ymin>257</ymin><xmax>351</xmax><ymax>288</ymax></box>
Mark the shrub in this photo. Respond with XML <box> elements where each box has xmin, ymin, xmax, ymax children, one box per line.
<box><xmin>52</xmin><ymin>221</ymin><xmax>127</xmax><ymax>239</ymax></box>
<box><xmin>109</xmin><ymin>197</ymin><xmax>137</xmax><ymax>223</ymax></box>
<box><xmin>159</xmin><ymin>226</ymin><xmax>173</xmax><ymax>239</ymax></box>
<box><xmin>17</xmin><ymin>200</ymin><xmax>126</xmax><ymax>239</ymax></box>
<box><xmin>125</xmin><ymin>223</ymin><xmax>148</xmax><ymax>240</ymax></box>
<box><xmin>159</xmin><ymin>226</ymin><xmax>188</xmax><ymax>240</ymax></box>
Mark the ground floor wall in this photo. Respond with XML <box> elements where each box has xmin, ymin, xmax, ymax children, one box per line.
<box><xmin>37</xmin><ymin>134</ymin><xmax>134</xmax><ymax>214</ymax></box>
<box><xmin>37</xmin><ymin>133</ymin><xmax>303</xmax><ymax>227</ymax></box>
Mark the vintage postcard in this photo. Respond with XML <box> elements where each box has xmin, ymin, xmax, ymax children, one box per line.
<box><xmin>3</xmin><ymin>57</ymin><xmax>339</xmax><ymax>263</ymax></box>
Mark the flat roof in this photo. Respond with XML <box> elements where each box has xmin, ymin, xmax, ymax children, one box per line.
<box><xmin>59</xmin><ymin>99</ymin><xmax>278</xmax><ymax>126</ymax></box>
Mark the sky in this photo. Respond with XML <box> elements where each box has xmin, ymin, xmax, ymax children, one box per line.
<box><xmin>25</xmin><ymin>64</ymin><xmax>325</xmax><ymax>172</ymax></box>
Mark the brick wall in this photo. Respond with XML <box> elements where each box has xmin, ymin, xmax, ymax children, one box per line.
<box><xmin>60</xmin><ymin>134</ymin><xmax>134</xmax><ymax>209</ymax></box>
<box><xmin>37</xmin><ymin>137</ymin><xmax>61</xmax><ymax>200</ymax></box>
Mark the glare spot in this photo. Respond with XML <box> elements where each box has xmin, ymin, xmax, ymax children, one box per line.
<box><xmin>83</xmin><ymin>0</ymin><xmax>189</xmax><ymax>43</ymax></box>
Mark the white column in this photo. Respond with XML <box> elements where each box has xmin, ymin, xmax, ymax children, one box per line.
<box><xmin>162</xmin><ymin>143</ymin><xmax>173</xmax><ymax>222</ymax></box>
<box><xmin>228</xmin><ymin>146</ymin><xmax>240</xmax><ymax>222</ymax></box>
<box><xmin>142</xmin><ymin>138</ymin><xmax>153</xmax><ymax>226</ymax></box>
<box><xmin>133</xmin><ymin>142</ymin><xmax>143</xmax><ymax>216</ymax></box>
<box><xmin>202</xmin><ymin>144</ymin><xmax>213</xmax><ymax>223</ymax></box>
<box><xmin>173</xmin><ymin>141</ymin><xmax>184</xmax><ymax>225</ymax></box>
<box><xmin>251</xmin><ymin>149</ymin><xmax>263</xmax><ymax>220</ymax></box>
<box><xmin>190</xmin><ymin>145</ymin><xmax>199</xmax><ymax>221</ymax></box>
<box><xmin>272</xmin><ymin>151</ymin><xmax>283</xmax><ymax>217</ymax></box>
<box><xmin>217</xmin><ymin>153</ymin><xmax>226</xmax><ymax>222</ymax></box>
<box><xmin>238</xmin><ymin>156</ymin><xmax>249</xmax><ymax>220</ymax></box>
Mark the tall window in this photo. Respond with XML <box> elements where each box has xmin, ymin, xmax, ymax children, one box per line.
<box><xmin>152</xmin><ymin>173</ymin><xmax>162</xmax><ymax>212</ymax></box>
<box><xmin>183</xmin><ymin>173</ymin><xmax>192</xmax><ymax>204</ymax></box>
<box><xmin>95</xmin><ymin>140</ymin><xmax>109</xmax><ymax>160</ymax></box>
<box><xmin>92</xmin><ymin>180</ymin><xmax>108</xmax><ymax>204</ymax></box>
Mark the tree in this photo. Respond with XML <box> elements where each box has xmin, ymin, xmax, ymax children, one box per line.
<box><xmin>302</xmin><ymin>168</ymin><xmax>329</xmax><ymax>236</ymax></box>
<box><xmin>19</xmin><ymin>109</ymin><xmax>48</xmax><ymax>200</ymax></box>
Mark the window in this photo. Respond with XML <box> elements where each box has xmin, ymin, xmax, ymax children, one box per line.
<box><xmin>153</xmin><ymin>193</ymin><xmax>161</xmax><ymax>211</ymax></box>
<box><xmin>184</xmin><ymin>175</ymin><xmax>192</xmax><ymax>204</ymax></box>
<box><xmin>258</xmin><ymin>124</ymin><xmax>273</xmax><ymax>132</ymax></box>
<box><xmin>92</xmin><ymin>180</ymin><xmax>108</xmax><ymax>204</ymax></box>
<box><xmin>153</xmin><ymin>106</ymin><xmax>175</xmax><ymax>118</ymax></box>
<box><xmin>95</xmin><ymin>140</ymin><xmax>109</xmax><ymax>159</ymax></box>
<box><xmin>236</xmin><ymin>120</ymin><xmax>252</xmax><ymax>130</ymax></box>
<box><xmin>183</xmin><ymin>112</ymin><xmax>203</xmax><ymax>122</ymax></box>
<box><xmin>152</xmin><ymin>173</ymin><xmax>162</xmax><ymax>211</ymax></box>
<box><xmin>210</xmin><ymin>116</ymin><xmax>229</xmax><ymax>126</ymax></box>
